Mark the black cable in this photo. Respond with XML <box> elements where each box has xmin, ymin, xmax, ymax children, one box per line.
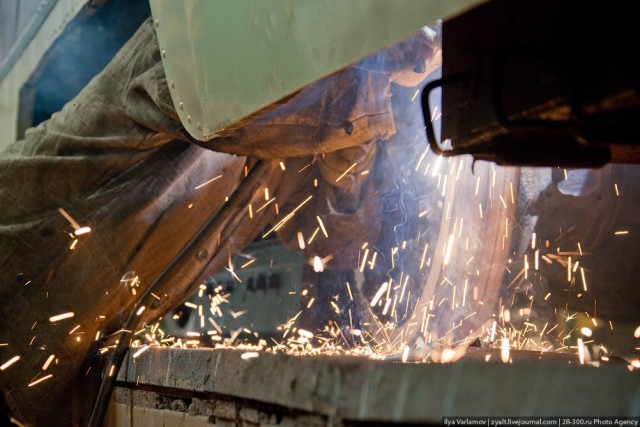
<box><xmin>88</xmin><ymin>159</ymin><xmax>270</xmax><ymax>426</ymax></box>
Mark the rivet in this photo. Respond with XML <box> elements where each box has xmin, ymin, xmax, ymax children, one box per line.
<box><xmin>170</xmin><ymin>81</ymin><xmax>175</xmax><ymax>90</ymax></box>
<box><xmin>162</xmin><ymin>50</ymin><xmax>166</xmax><ymax>59</ymax></box>
<box><xmin>155</xmin><ymin>19</ymin><xmax>160</xmax><ymax>28</ymax></box>
<box><xmin>197</xmin><ymin>122</ymin><xmax>202</xmax><ymax>131</ymax></box>
<box><xmin>187</xmin><ymin>115</ymin><xmax>192</xmax><ymax>124</ymax></box>
<box><xmin>343</xmin><ymin>120</ymin><xmax>354</xmax><ymax>135</ymax></box>
<box><xmin>179</xmin><ymin>102</ymin><xmax>184</xmax><ymax>111</ymax></box>
<box><xmin>196</xmin><ymin>249</ymin><xmax>208</xmax><ymax>261</ymax></box>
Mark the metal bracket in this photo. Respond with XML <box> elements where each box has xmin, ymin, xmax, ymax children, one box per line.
<box><xmin>421</xmin><ymin>73</ymin><xmax>470</xmax><ymax>157</ymax></box>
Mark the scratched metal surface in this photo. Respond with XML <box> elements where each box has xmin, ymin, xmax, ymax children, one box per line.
<box><xmin>148</xmin><ymin>0</ymin><xmax>484</xmax><ymax>141</ymax></box>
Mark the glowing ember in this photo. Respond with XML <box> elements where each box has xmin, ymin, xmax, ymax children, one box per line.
<box><xmin>132</xmin><ymin>345</ymin><xmax>150</xmax><ymax>359</ymax></box>
<box><xmin>501</xmin><ymin>338</ymin><xmax>510</xmax><ymax>363</ymax></box>
<box><xmin>57</xmin><ymin>207</ymin><xmax>81</xmax><ymax>229</ymax></box>
<box><xmin>194</xmin><ymin>174</ymin><xmax>222</xmax><ymax>190</ymax></box>
<box><xmin>0</xmin><ymin>355</ymin><xmax>20</xmax><ymax>371</ymax></box>
<box><xmin>580</xmin><ymin>268</ymin><xmax>588</xmax><ymax>292</ymax></box>
<box><xmin>49</xmin><ymin>312</ymin><xmax>75</xmax><ymax>323</ymax></box>
<box><xmin>28</xmin><ymin>374</ymin><xmax>53</xmax><ymax>387</ymax></box>
<box><xmin>580</xmin><ymin>327</ymin><xmax>593</xmax><ymax>337</ymax></box>
<box><xmin>297</xmin><ymin>232</ymin><xmax>306</xmax><ymax>249</ymax></box>
<box><xmin>401</xmin><ymin>346</ymin><xmax>410</xmax><ymax>363</ymax></box>
<box><xmin>335</xmin><ymin>162</ymin><xmax>357</xmax><ymax>182</ymax></box>
<box><xmin>370</xmin><ymin>282</ymin><xmax>389</xmax><ymax>307</ymax></box>
<box><xmin>42</xmin><ymin>354</ymin><xmax>55</xmax><ymax>370</ymax></box>
<box><xmin>241</xmin><ymin>352</ymin><xmax>260</xmax><ymax>360</ymax></box>
<box><xmin>312</xmin><ymin>256</ymin><xmax>325</xmax><ymax>272</ymax></box>
<box><xmin>74</xmin><ymin>226</ymin><xmax>92</xmax><ymax>236</ymax></box>
<box><xmin>440</xmin><ymin>348</ymin><xmax>458</xmax><ymax>363</ymax></box>
<box><xmin>443</xmin><ymin>233</ymin><xmax>455</xmax><ymax>266</ymax></box>
<box><xmin>298</xmin><ymin>329</ymin><xmax>313</xmax><ymax>339</ymax></box>
<box><xmin>316</xmin><ymin>216</ymin><xmax>328</xmax><ymax>238</ymax></box>
<box><xmin>576</xmin><ymin>339</ymin><xmax>585</xmax><ymax>365</ymax></box>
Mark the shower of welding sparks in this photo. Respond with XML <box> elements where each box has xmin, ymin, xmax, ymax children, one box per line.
<box><xmin>132</xmin><ymin>345</ymin><xmax>150</xmax><ymax>359</ymax></box>
<box><xmin>49</xmin><ymin>312</ymin><xmax>75</xmax><ymax>323</ymax></box>
<box><xmin>401</xmin><ymin>345</ymin><xmax>410</xmax><ymax>363</ymax></box>
<box><xmin>224</xmin><ymin>261</ymin><xmax>242</xmax><ymax>283</ymax></box>
<box><xmin>316</xmin><ymin>216</ymin><xmax>328</xmax><ymax>238</ymax></box>
<box><xmin>307</xmin><ymin>228</ymin><xmax>320</xmax><ymax>245</ymax></box>
<box><xmin>313</xmin><ymin>256</ymin><xmax>324</xmax><ymax>272</ymax></box>
<box><xmin>42</xmin><ymin>354</ymin><xmax>55</xmax><ymax>371</ymax></box>
<box><xmin>297</xmin><ymin>232</ymin><xmax>306</xmax><ymax>249</ymax></box>
<box><xmin>443</xmin><ymin>233</ymin><xmax>455</xmax><ymax>266</ymax></box>
<box><xmin>241</xmin><ymin>352</ymin><xmax>260</xmax><ymax>360</ymax></box>
<box><xmin>230</xmin><ymin>309</ymin><xmax>247</xmax><ymax>319</ymax></box>
<box><xmin>58</xmin><ymin>207</ymin><xmax>80</xmax><ymax>229</ymax></box>
<box><xmin>74</xmin><ymin>226</ymin><xmax>91</xmax><ymax>236</ymax></box>
<box><xmin>431</xmin><ymin>155</ymin><xmax>442</xmax><ymax>177</ymax></box>
<box><xmin>501</xmin><ymin>338</ymin><xmax>510</xmax><ymax>363</ymax></box>
<box><xmin>255</xmin><ymin>198</ymin><xmax>275</xmax><ymax>213</ymax></box>
<box><xmin>0</xmin><ymin>356</ymin><xmax>20</xmax><ymax>371</ymax></box>
<box><xmin>490</xmin><ymin>321</ymin><xmax>497</xmax><ymax>342</ymax></box>
<box><xmin>28</xmin><ymin>374</ymin><xmax>53</xmax><ymax>387</ymax></box>
<box><xmin>370</xmin><ymin>282</ymin><xmax>389</xmax><ymax>307</ymax></box>
<box><xmin>335</xmin><ymin>162</ymin><xmax>358</xmax><ymax>182</ymax></box>
<box><xmin>59</xmin><ymin>207</ymin><xmax>91</xmax><ymax>235</ymax></box>
<box><xmin>194</xmin><ymin>174</ymin><xmax>222</xmax><ymax>190</ymax></box>
<box><xmin>263</xmin><ymin>195</ymin><xmax>313</xmax><ymax>237</ymax></box>
<box><xmin>117</xmin><ymin>103</ymin><xmax>639</xmax><ymax>369</ymax></box>
<box><xmin>577</xmin><ymin>338</ymin><xmax>585</xmax><ymax>364</ymax></box>
<box><xmin>298</xmin><ymin>329</ymin><xmax>313</xmax><ymax>339</ymax></box>
<box><xmin>439</xmin><ymin>347</ymin><xmax>466</xmax><ymax>364</ymax></box>
<box><xmin>240</xmin><ymin>259</ymin><xmax>256</xmax><ymax>269</ymax></box>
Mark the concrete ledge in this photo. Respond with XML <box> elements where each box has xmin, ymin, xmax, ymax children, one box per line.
<box><xmin>111</xmin><ymin>347</ymin><xmax>640</xmax><ymax>425</ymax></box>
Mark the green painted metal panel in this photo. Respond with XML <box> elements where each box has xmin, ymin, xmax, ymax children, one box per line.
<box><xmin>149</xmin><ymin>0</ymin><xmax>484</xmax><ymax>141</ymax></box>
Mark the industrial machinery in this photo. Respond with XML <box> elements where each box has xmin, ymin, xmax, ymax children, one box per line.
<box><xmin>1</xmin><ymin>1</ymin><xmax>639</xmax><ymax>426</ymax></box>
